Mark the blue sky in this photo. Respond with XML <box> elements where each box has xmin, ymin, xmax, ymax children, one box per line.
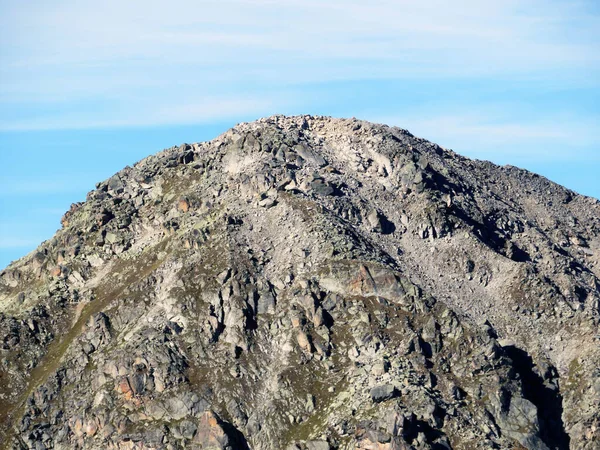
<box><xmin>0</xmin><ymin>0</ymin><xmax>599</xmax><ymax>269</ymax></box>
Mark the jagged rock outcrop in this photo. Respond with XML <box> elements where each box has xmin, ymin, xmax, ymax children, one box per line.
<box><xmin>1</xmin><ymin>115</ymin><xmax>599</xmax><ymax>450</ymax></box>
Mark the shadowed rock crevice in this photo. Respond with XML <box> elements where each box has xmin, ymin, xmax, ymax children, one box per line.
<box><xmin>221</xmin><ymin>421</ymin><xmax>251</xmax><ymax>450</ymax></box>
<box><xmin>402</xmin><ymin>415</ymin><xmax>444</xmax><ymax>445</ymax></box>
<box><xmin>504</xmin><ymin>345</ymin><xmax>570</xmax><ymax>450</ymax></box>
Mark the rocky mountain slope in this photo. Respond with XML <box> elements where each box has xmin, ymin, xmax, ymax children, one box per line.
<box><xmin>1</xmin><ymin>115</ymin><xmax>599</xmax><ymax>450</ymax></box>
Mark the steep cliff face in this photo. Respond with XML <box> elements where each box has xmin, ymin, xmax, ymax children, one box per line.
<box><xmin>1</xmin><ymin>116</ymin><xmax>598</xmax><ymax>450</ymax></box>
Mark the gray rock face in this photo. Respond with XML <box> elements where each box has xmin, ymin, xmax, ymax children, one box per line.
<box><xmin>370</xmin><ymin>384</ymin><xmax>399</xmax><ymax>403</ymax></box>
<box><xmin>0</xmin><ymin>115</ymin><xmax>599</xmax><ymax>450</ymax></box>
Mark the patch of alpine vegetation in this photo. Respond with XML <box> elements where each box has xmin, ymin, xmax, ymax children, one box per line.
<box><xmin>1</xmin><ymin>115</ymin><xmax>599</xmax><ymax>449</ymax></box>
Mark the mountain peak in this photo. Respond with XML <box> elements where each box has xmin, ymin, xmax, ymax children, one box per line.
<box><xmin>1</xmin><ymin>117</ymin><xmax>598</xmax><ymax>449</ymax></box>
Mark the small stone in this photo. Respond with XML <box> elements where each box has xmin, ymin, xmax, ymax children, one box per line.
<box><xmin>296</xmin><ymin>331</ymin><xmax>312</xmax><ymax>352</ymax></box>
<box><xmin>177</xmin><ymin>197</ymin><xmax>190</xmax><ymax>212</ymax></box>
<box><xmin>259</xmin><ymin>197</ymin><xmax>276</xmax><ymax>208</ymax></box>
<box><xmin>310</xmin><ymin>179</ymin><xmax>335</xmax><ymax>196</ymax></box>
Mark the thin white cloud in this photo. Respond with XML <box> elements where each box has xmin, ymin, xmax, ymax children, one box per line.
<box><xmin>0</xmin><ymin>96</ymin><xmax>282</xmax><ymax>131</ymax></box>
<box><xmin>2</xmin><ymin>1</ymin><xmax>598</xmax><ymax>81</ymax></box>
<box><xmin>374</xmin><ymin>113</ymin><xmax>600</xmax><ymax>161</ymax></box>
<box><xmin>0</xmin><ymin>0</ymin><xmax>598</xmax><ymax>131</ymax></box>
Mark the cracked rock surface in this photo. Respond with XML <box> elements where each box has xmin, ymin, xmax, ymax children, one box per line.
<box><xmin>1</xmin><ymin>115</ymin><xmax>599</xmax><ymax>450</ymax></box>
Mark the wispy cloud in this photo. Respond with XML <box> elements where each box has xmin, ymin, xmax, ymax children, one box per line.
<box><xmin>3</xmin><ymin>1</ymin><xmax>598</xmax><ymax>69</ymax></box>
<box><xmin>375</xmin><ymin>112</ymin><xmax>600</xmax><ymax>161</ymax></box>
<box><xmin>1</xmin><ymin>0</ymin><xmax>599</xmax><ymax>128</ymax></box>
<box><xmin>0</xmin><ymin>95</ymin><xmax>282</xmax><ymax>131</ymax></box>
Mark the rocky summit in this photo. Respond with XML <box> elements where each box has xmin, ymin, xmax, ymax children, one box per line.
<box><xmin>1</xmin><ymin>115</ymin><xmax>599</xmax><ymax>450</ymax></box>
